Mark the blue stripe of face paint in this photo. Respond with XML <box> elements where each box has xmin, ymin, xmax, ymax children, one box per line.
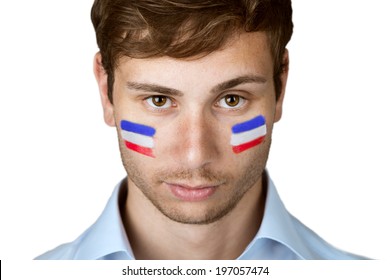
<box><xmin>232</xmin><ymin>115</ymin><xmax>266</xmax><ymax>134</ymax></box>
<box><xmin>120</xmin><ymin>120</ymin><xmax>156</xmax><ymax>137</ymax></box>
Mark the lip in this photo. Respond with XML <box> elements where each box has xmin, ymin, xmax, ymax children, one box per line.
<box><xmin>166</xmin><ymin>183</ymin><xmax>218</xmax><ymax>202</ymax></box>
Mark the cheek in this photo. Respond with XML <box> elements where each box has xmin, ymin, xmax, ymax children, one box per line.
<box><xmin>120</xmin><ymin>119</ymin><xmax>157</xmax><ymax>158</ymax></box>
<box><xmin>230</xmin><ymin>115</ymin><xmax>267</xmax><ymax>154</ymax></box>
<box><xmin>128</xmin><ymin>115</ymin><xmax>268</xmax><ymax>159</ymax></box>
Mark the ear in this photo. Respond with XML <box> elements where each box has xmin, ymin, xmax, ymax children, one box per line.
<box><xmin>274</xmin><ymin>49</ymin><xmax>289</xmax><ymax>123</ymax></box>
<box><xmin>93</xmin><ymin>52</ymin><xmax>115</xmax><ymax>127</ymax></box>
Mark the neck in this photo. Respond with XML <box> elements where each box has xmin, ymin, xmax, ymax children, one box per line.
<box><xmin>122</xmin><ymin>176</ymin><xmax>266</xmax><ymax>260</ymax></box>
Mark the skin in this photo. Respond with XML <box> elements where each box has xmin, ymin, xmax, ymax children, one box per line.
<box><xmin>94</xmin><ymin>31</ymin><xmax>288</xmax><ymax>259</ymax></box>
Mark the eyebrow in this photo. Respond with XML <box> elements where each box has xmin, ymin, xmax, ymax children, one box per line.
<box><xmin>211</xmin><ymin>75</ymin><xmax>267</xmax><ymax>94</ymax></box>
<box><xmin>126</xmin><ymin>82</ymin><xmax>183</xmax><ymax>96</ymax></box>
<box><xmin>126</xmin><ymin>75</ymin><xmax>267</xmax><ymax>96</ymax></box>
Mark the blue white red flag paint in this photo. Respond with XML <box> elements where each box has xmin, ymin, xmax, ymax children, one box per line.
<box><xmin>120</xmin><ymin>120</ymin><xmax>156</xmax><ymax>157</ymax></box>
<box><xmin>231</xmin><ymin>115</ymin><xmax>267</xmax><ymax>153</ymax></box>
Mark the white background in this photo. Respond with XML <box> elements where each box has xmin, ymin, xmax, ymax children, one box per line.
<box><xmin>0</xmin><ymin>0</ymin><xmax>389</xmax><ymax>260</ymax></box>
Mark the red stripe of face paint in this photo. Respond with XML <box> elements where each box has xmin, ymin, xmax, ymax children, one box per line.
<box><xmin>232</xmin><ymin>136</ymin><xmax>266</xmax><ymax>154</ymax></box>
<box><xmin>124</xmin><ymin>141</ymin><xmax>155</xmax><ymax>158</ymax></box>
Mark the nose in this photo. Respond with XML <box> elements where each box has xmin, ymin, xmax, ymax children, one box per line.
<box><xmin>173</xmin><ymin>112</ymin><xmax>220</xmax><ymax>170</ymax></box>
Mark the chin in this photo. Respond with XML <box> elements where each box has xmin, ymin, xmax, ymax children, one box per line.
<box><xmin>155</xmin><ymin>200</ymin><xmax>239</xmax><ymax>225</ymax></box>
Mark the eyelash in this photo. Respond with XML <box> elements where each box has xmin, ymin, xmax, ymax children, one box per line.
<box><xmin>144</xmin><ymin>96</ymin><xmax>176</xmax><ymax>112</ymax></box>
<box><xmin>216</xmin><ymin>94</ymin><xmax>247</xmax><ymax>110</ymax></box>
<box><xmin>143</xmin><ymin>94</ymin><xmax>247</xmax><ymax>112</ymax></box>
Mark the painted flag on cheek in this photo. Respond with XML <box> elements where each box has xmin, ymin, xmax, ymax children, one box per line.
<box><xmin>230</xmin><ymin>115</ymin><xmax>267</xmax><ymax>154</ymax></box>
<box><xmin>120</xmin><ymin>120</ymin><xmax>156</xmax><ymax>158</ymax></box>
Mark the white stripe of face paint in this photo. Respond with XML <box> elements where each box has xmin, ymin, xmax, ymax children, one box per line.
<box><xmin>230</xmin><ymin>125</ymin><xmax>267</xmax><ymax>146</ymax></box>
<box><xmin>121</xmin><ymin>130</ymin><xmax>155</xmax><ymax>148</ymax></box>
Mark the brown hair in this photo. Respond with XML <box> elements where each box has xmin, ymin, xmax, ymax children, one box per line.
<box><xmin>91</xmin><ymin>0</ymin><xmax>293</xmax><ymax>103</ymax></box>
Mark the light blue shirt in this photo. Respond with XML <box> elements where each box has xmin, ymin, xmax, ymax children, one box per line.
<box><xmin>36</xmin><ymin>173</ymin><xmax>367</xmax><ymax>260</ymax></box>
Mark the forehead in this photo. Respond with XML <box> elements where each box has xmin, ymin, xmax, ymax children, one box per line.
<box><xmin>116</xmin><ymin>32</ymin><xmax>273</xmax><ymax>86</ymax></box>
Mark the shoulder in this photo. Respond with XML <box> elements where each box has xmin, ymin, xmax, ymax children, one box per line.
<box><xmin>290</xmin><ymin>215</ymin><xmax>369</xmax><ymax>260</ymax></box>
<box><xmin>35</xmin><ymin>179</ymin><xmax>133</xmax><ymax>260</ymax></box>
<box><xmin>262</xmin><ymin>173</ymin><xmax>368</xmax><ymax>260</ymax></box>
<box><xmin>34</xmin><ymin>235</ymin><xmax>86</xmax><ymax>260</ymax></box>
<box><xmin>35</xmin><ymin>242</ymin><xmax>79</xmax><ymax>260</ymax></box>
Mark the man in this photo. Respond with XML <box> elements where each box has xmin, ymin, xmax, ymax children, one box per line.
<box><xmin>36</xmin><ymin>0</ymin><xmax>366</xmax><ymax>260</ymax></box>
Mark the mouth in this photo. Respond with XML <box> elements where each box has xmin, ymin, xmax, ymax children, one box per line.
<box><xmin>165</xmin><ymin>182</ymin><xmax>219</xmax><ymax>202</ymax></box>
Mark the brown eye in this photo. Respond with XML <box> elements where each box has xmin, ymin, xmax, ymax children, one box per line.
<box><xmin>224</xmin><ymin>95</ymin><xmax>240</xmax><ymax>107</ymax></box>
<box><xmin>146</xmin><ymin>96</ymin><xmax>173</xmax><ymax>109</ymax></box>
<box><xmin>152</xmin><ymin>96</ymin><xmax>167</xmax><ymax>107</ymax></box>
<box><xmin>217</xmin><ymin>94</ymin><xmax>245</xmax><ymax>109</ymax></box>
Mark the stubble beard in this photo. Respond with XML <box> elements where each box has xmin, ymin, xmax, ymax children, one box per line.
<box><xmin>118</xmin><ymin>138</ymin><xmax>271</xmax><ymax>225</ymax></box>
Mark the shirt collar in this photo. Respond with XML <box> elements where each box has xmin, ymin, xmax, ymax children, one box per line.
<box><xmin>239</xmin><ymin>173</ymin><xmax>315</xmax><ymax>259</ymax></box>
<box><xmin>75</xmin><ymin>173</ymin><xmax>315</xmax><ymax>260</ymax></box>
<box><xmin>75</xmin><ymin>179</ymin><xmax>135</xmax><ymax>260</ymax></box>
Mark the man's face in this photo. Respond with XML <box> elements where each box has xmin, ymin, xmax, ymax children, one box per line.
<box><xmin>99</xmin><ymin>32</ymin><xmax>286</xmax><ymax>225</ymax></box>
